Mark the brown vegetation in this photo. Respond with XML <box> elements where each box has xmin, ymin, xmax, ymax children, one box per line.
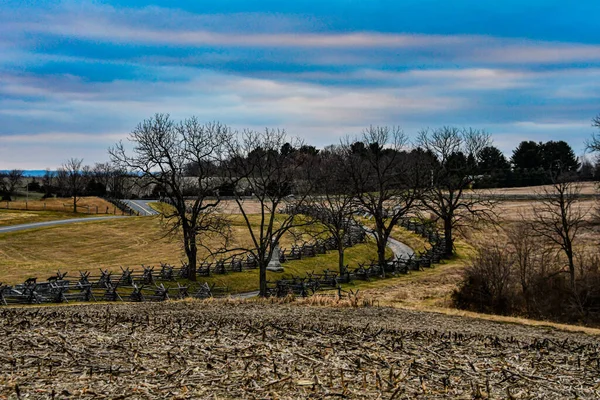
<box><xmin>0</xmin><ymin>196</ymin><xmax>117</xmax><ymax>214</ymax></box>
<box><xmin>1</xmin><ymin>301</ymin><xmax>599</xmax><ymax>399</ymax></box>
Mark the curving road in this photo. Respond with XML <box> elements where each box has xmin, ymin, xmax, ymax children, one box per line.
<box><xmin>122</xmin><ymin>199</ymin><xmax>159</xmax><ymax>216</ymax></box>
<box><xmin>233</xmin><ymin>235</ymin><xmax>414</xmax><ymax>299</ymax></box>
<box><xmin>0</xmin><ymin>216</ymin><xmax>127</xmax><ymax>234</ymax></box>
<box><xmin>0</xmin><ymin>200</ymin><xmax>159</xmax><ymax>234</ymax></box>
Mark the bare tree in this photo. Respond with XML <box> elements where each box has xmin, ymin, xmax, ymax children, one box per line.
<box><xmin>416</xmin><ymin>127</ymin><xmax>493</xmax><ymax>257</ymax></box>
<box><xmin>307</xmin><ymin>146</ymin><xmax>358</xmax><ymax>274</ymax></box>
<box><xmin>42</xmin><ymin>169</ymin><xmax>55</xmax><ymax>198</ymax></box>
<box><xmin>587</xmin><ymin>114</ymin><xmax>600</xmax><ymax>153</ymax></box>
<box><xmin>531</xmin><ymin>174</ymin><xmax>588</xmax><ymax>290</ymax></box>
<box><xmin>345</xmin><ymin>126</ymin><xmax>423</xmax><ymax>266</ymax></box>
<box><xmin>226</xmin><ymin>129</ymin><xmax>314</xmax><ymax>296</ymax></box>
<box><xmin>110</xmin><ymin>114</ymin><xmax>233</xmax><ymax>281</ymax></box>
<box><xmin>58</xmin><ymin>159</ymin><xmax>86</xmax><ymax>213</ymax></box>
<box><xmin>0</xmin><ymin>169</ymin><xmax>24</xmax><ymax>201</ymax></box>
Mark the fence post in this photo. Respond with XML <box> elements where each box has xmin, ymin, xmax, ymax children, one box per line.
<box><xmin>113</xmin><ymin>207</ymin><xmax>116</xmax><ymax>215</ymax></box>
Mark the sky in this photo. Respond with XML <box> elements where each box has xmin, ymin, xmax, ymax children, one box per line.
<box><xmin>1</xmin><ymin>0</ymin><xmax>599</xmax><ymax>169</ymax></box>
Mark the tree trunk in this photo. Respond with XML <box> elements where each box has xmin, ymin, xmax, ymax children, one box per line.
<box><xmin>184</xmin><ymin>229</ymin><xmax>197</xmax><ymax>281</ymax></box>
<box><xmin>566</xmin><ymin>248</ymin><xmax>575</xmax><ymax>291</ymax></box>
<box><xmin>259</xmin><ymin>263</ymin><xmax>267</xmax><ymax>297</ymax></box>
<box><xmin>376</xmin><ymin>233</ymin><xmax>387</xmax><ymax>267</ymax></box>
<box><xmin>444</xmin><ymin>217</ymin><xmax>453</xmax><ymax>257</ymax></box>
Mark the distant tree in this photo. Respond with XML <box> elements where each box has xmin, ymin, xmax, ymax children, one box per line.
<box><xmin>477</xmin><ymin>146</ymin><xmax>510</xmax><ymax>173</ymax></box>
<box><xmin>58</xmin><ymin>158</ymin><xmax>86</xmax><ymax>213</ymax></box>
<box><xmin>417</xmin><ymin>127</ymin><xmax>494</xmax><ymax>256</ymax></box>
<box><xmin>27</xmin><ymin>177</ymin><xmax>41</xmax><ymax>192</ymax></box>
<box><xmin>587</xmin><ymin>114</ymin><xmax>600</xmax><ymax>153</ymax></box>
<box><xmin>531</xmin><ymin>174</ymin><xmax>588</xmax><ymax>290</ymax></box>
<box><xmin>225</xmin><ymin>129</ymin><xmax>314</xmax><ymax>296</ymax></box>
<box><xmin>511</xmin><ymin>141</ymin><xmax>543</xmax><ymax>170</ymax></box>
<box><xmin>578</xmin><ymin>157</ymin><xmax>595</xmax><ymax>181</ymax></box>
<box><xmin>298</xmin><ymin>145</ymin><xmax>319</xmax><ymax>156</ymax></box>
<box><xmin>110</xmin><ymin>114</ymin><xmax>234</xmax><ymax>281</ymax></box>
<box><xmin>41</xmin><ymin>169</ymin><xmax>55</xmax><ymax>198</ymax></box>
<box><xmin>540</xmin><ymin>141</ymin><xmax>579</xmax><ymax>173</ymax></box>
<box><xmin>90</xmin><ymin>162</ymin><xmax>130</xmax><ymax>198</ymax></box>
<box><xmin>280</xmin><ymin>142</ymin><xmax>295</xmax><ymax>157</ymax></box>
<box><xmin>594</xmin><ymin>158</ymin><xmax>600</xmax><ymax>181</ymax></box>
<box><xmin>308</xmin><ymin>146</ymin><xmax>358</xmax><ymax>274</ymax></box>
<box><xmin>345</xmin><ymin>126</ymin><xmax>423</xmax><ymax>266</ymax></box>
<box><xmin>0</xmin><ymin>169</ymin><xmax>24</xmax><ymax>201</ymax></box>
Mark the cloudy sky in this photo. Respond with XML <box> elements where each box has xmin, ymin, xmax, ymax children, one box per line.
<box><xmin>1</xmin><ymin>0</ymin><xmax>599</xmax><ymax>169</ymax></box>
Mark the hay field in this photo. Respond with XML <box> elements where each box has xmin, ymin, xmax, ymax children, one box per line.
<box><xmin>0</xmin><ymin>196</ymin><xmax>117</xmax><ymax>214</ymax></box>
<box><xmin>0</xmin><ymin>209</ymin><xmax>103</xmax><ymax>227</ymax></box>
<box><xmin>0</xmin><ymin>214</ymin><xmax>383</xmax><ymax>288</ymax></box>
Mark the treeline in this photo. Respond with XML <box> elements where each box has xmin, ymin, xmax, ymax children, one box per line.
<box><xmin>107</xmin><ymin>115</ymin><xmax>499</xmax><ymax>296</ymax></box>
<box><xmin>475</xmin><ymin>140</ymin><xmax>599</xmax><ymax>188</ymax></box>
<box><xmin>0</xmin><ymin>161</ymin><xmax>131</xmax><ymax>202</ymax></box>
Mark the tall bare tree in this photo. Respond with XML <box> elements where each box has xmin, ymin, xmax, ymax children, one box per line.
<box><xmin>226</xmin><ymin>129</ymin><xmax>314</xmax><ymax>296</ymax></box>
<box><xmin>58</xmin><ymin>158</ymin><xmax>86</xmax><ymax>213</ymax></box>
<box><xmin>110</xmin><ymin>114</ymin><xmax>234</xmax><ymax>281</ymax></box>
<box><xmin>307</xmin><ymin>146</ymin><xmax>358</xmax><ymax>274</ymax></box>
<box><xmin>416</xmin><ymin>127</ymin><xmax>493</xmax><ymax>256</ymax></box>
<box><xmin>345</xmin><ymin>126</ymin><xmax>423</xmax><ymax>266</ymax></box>
<box><xmin>531</xmin><ymin>174</ymin><xmax>588</xmax><ymax>290</ymax></box>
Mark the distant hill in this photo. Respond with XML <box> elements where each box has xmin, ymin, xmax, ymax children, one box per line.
<box><xmin>0</xmin><ymin>170</ymin><xmax>54</xmax><ymax>177</ymax></box>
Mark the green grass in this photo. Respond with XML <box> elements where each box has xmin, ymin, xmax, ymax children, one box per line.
<box><xmin>200</xmin><ymin>241</ymin><xmax>389</xmax><ymax>293</ymax></box>
<box><xmin>0</xmin><ymin>211</ymin><xmax>391</xmax><ymax>290</ymax></box>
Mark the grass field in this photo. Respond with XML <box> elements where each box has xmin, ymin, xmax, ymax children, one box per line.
<box><xmin>202</xmin><ymin>241</ymin><xmax>388</xmax><ymax>293</ymax></box>
<box><xmin>0</xmin><ymin>213</ymin><xmax>387</xmax><ymax>289</ymax></box>
<box><xmin>0</xmin><ymin>196</ymin><xmax>117</xmax><ymax>214</ymax></box>
<box><xmin>0</xmin><ymin>209</ymin><xmax>104</xmax><ymax>227</ymax></box>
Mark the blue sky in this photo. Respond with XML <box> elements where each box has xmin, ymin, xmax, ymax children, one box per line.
<box><xmin>1</xmin><ymin>0</ymin><xmax>599</xmax><ymax>169</ymax></box>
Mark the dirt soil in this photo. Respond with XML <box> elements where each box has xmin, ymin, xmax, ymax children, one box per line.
<box><xmin>1</xmin><ymin>301</ymin><xmax>598</xmax><ymax>399</ymax></box>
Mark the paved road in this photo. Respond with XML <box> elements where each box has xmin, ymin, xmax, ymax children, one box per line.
<box><xmin>122</xmin><ymin>199</ymin><xmax>159</xmax><ymax>216</ymax></box>
<box><xmin>387</xmin><ymin>236</ymin><xmax>415</xmax><ymax>259</ymax></box>
<box><xmin>0</xmin><ymin>216</ymin><xmax>127</xmax><ymax>234</ymax></box>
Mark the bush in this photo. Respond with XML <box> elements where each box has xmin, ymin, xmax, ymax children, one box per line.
<box><xmin>452</xmin><ymin>245</ymin><xmax>515</xmax><ymax>315</ymax></box>
<box><xmin>453</xmin><ymin>237</ymin><xmax>600</xmax><ymax>324</ymax></box>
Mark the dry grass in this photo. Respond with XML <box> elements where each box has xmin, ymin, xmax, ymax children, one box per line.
<box><xmin>493</xmin><ymin>199</ymin><xmax>597</xmax><ymax>222</ymax></box>
<box><xmin>476</xmin><ymin>182</ymin><xmax>598</xmax><ymax>195</ymax></box>
<box><xmin>0</xmin><ymin>196</ymin><xmax>117</xmax><ymax>214</ymax></box>
<box><xmin>0</xmin><ymin>213</ymin><xmax>385</xmax><ymax>288</ymax></box>
<box><xmin>337</xmin><ymin>240</ymin><xmax>473</xmax><ymax>307</ymax></box>
<box><xmin>0</xmin><ymin>209</ymin><xmax>102</xmax><ymax>227</ymax></box>
<box><xmin>0</xmin><ymin>217</ymin><xmax>183</xmax><ymax>283</ymax></box>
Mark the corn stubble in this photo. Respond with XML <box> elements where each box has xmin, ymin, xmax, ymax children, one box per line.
<box><xmin>0</xmin><ymin>301</ymin><xmax>598</xmax><ymax>399</ymax></box>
